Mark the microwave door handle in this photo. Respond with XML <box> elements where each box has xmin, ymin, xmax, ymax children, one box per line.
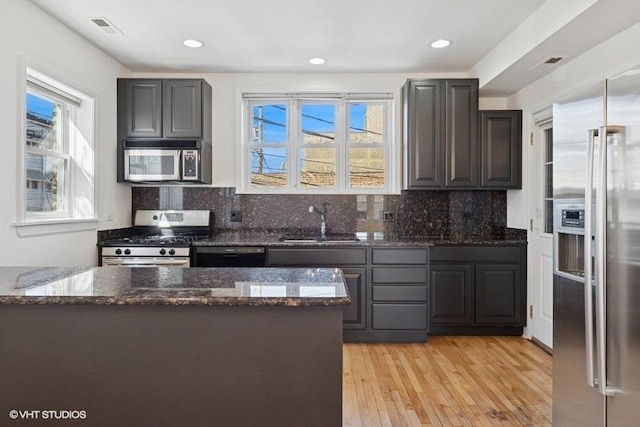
<box><xmin>584</xmin><ymin>128</ymin><xmax>597</xmax><ymax>388</ymax></box>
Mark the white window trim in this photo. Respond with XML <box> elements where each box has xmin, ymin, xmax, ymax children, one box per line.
<box><xmin>15</xmin><ymin>63</ymin><xmax>98</xmax><ymax>236</ymax></box>
<box><xmin>238</xmin><ymin>92</ymin><xmax>397</xmax><ymax>194</ymax></box>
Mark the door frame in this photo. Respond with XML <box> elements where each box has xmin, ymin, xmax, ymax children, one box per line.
<box><xmin>526</xmin><ymin>107</ymin><xmax>554</xmax><ymax>351</ymax></box>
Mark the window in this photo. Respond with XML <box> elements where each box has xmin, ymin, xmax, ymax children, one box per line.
<box><xmin>242</xmin><ymin>94</ymin><xmax>393</xmax><ymax>193</ymax></box>
<box><xmin>20</xmin><ymin>68</ymin><xmax>95</xmax><ymax>227</ymax></box>
<box><xmin>542</xmin><ymin>125</ymin><xmax>553</xmax><ymax>234</ymax></box>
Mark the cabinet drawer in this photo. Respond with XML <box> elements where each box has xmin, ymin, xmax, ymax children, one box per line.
<box><xmin>372</xmin><ymin>248</ymin><xmax>427</xmax><ymax>265</ymax></box>
<box><xmin>430</xmin><ymin>246</ymin><xmax>521</xmax><ymax>262</ymax></box>
<box><xmin>372</xmin><ymin>304</ymin><xmax>428</xmax><ymax>330</ymax></box>
<box><xmin>267</xmin><ymin>248</ymin><xmax>367</xmax><ymax>266</ymax></box>
<box><xmin>371</xmin><ymin>267</ymin><xmax>427</xmax><ymax>284</ymax></box>
<box><xmin>372</xmin><ymin>285</ymin><xmax>427</xmax><ymax>302</ymax></box>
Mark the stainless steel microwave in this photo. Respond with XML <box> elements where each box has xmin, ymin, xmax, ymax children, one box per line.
<box><xmin>124</xmin><ymin>148</ymin><xmax>199</xmax><ymax>182</ymax></box>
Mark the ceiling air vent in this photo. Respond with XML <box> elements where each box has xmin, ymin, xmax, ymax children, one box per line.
<box><xmin>544</xmin><ymin>57</ymin><xmax>564</xmax><ymax>64</ymax></box>
<box><xmin>90</xmin><ymin>17</ymin><xmax>124</xmax><ymax>35</ymax></box>
<box><xmin>531</xmin><ymin>55</ymin><xmax>568</xmax><ymax>70</ymax></box>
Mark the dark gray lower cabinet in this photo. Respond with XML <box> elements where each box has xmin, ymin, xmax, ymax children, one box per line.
<box><xmin>266</xmin><ymin>244</ymin><xmax>525</xmax><ymax>340</ymax></box>
<box><xmin>266</xmin><ymin>248</ymin><xmax>367</xmax><ymax>331</ymax></box>
<box><xmin>429</xmin><ymin>244</ymin><xmax>526</xmax><ymax>335</ymax></box>
<box><xmin>365</xmin><ymin>248</ymin><xmax>429</xmax><ymax>342</ymax></box>
<box><xmin>341</xmin><ymin>268</ymin><xmax>366</xmax><ymax>329</ymax></box>
<box><xmin>430</xmin><ymin>264</ymin><xmax>472</xmax><ymax>325</ymax></box>
<box><xmin>475</xmin><ymin>264</ymin><xmax>521</xmax><ymax>324</ymax></box>
<box><xmin>267</xmin><ymin>247</ymin><xmax>429</xmax><ymax>343</ymax></box>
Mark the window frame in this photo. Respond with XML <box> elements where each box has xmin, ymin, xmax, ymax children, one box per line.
<box><xmin>240</xmin><ymin>93</ymin><xmax>395</xmax><ymax>194</ymax></box>
<box><xmin>16</xmin><ymin>65</ymin><xmax>97</xmax><ymax>235</ymax></box>
<box><xmin>25</xmin><ymin>82</ymin><xmax>72</xmax><ymax>219</ymax></box>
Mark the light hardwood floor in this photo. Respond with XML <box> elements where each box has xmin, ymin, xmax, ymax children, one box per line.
<box><xmin>343</xmin><ymin>336</ymin><xmax>552</xmax><ymax>427</ymax></box>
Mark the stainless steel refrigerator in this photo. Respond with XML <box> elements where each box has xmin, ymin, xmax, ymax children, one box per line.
<box><xmin>553</xmin><ymin>66</ymin><xmax>640</xmax><ymax>426</ymax></box>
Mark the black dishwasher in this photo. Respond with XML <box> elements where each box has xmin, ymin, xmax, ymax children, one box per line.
<box><xmin>192</xmin><ymin>247</ymin><xmax>266</xmax><ymax>267</ymax></box>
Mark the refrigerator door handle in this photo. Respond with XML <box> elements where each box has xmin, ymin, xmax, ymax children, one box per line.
<box><xmin>595</xmin><ymin>125</ymin><xmax>624</xmax><ymax>397</ymax></box>
<box><xmin>584</xmin><ymin>128</ymin><xmax>597</xmax><ymax>388</ymax></box>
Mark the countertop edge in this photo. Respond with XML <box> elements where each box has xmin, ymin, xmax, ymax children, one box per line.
<box><xmin>0</xmin><ymin>295</ymin><xmax>351</xmax><ymax>307</ymax></box>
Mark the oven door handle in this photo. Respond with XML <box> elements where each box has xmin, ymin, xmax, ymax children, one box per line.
<box><xmin>102</xmin><ymin>258</ymin><xmax>190</xmax><ymax>267</ymax></box>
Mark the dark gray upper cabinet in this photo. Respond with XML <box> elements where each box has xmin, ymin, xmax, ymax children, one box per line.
<box><xmin>480</xmin><ymin>110</ymin><xmax>523</xmax><ymax>189</ymax></box>
<box><xmin>163</xmin><ymin>80</ymin><xmax>203</xmax><ymax>138</ymax></box>
<box><xmin>445</xmin><ymin>80</ymin><xmax>478</xmax><ymax>188</ymax></box>
<box><xmin>404</xmin><ymin>78</ymin><xmax>478</xmax><ymax>189</ymax></box>
<box><xmin>404</xmin><ymin>80</ymin><xmax>444</xmax><ymax>188</ymax></box>
<box><xmin>123</xmin><ymin>80</ymin><xmax>163</xmax><ymax>138</ymax></box>
<box><xmin>118</xmin><ymin>78</ymin><xmax>211</xmax><ymax>140</ymax></box>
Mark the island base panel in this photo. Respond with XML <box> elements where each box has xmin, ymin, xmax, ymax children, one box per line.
<box><xmin>0</xmin><ymin>304</ymin><xmax>343</xmax><ymax>427</ymax></box>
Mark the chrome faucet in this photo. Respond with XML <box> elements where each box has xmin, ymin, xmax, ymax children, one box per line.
<box><xmin>309</xmin><ymin>203</ymin><xmax>329</xmax><ymax>239</ymax></box>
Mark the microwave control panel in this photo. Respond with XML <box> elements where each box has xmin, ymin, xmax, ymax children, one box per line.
<box><xmin>182</xmin><ymin>150</ymin><xmax>199</xmax><ymax>180</ymax></box>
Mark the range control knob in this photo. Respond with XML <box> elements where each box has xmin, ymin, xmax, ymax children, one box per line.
<box><xmin>153</xmin><ymin>215</ymin><xmax>159</xmax><ymax>220</ymax></box>
<box><xmin>169</xmin><ymin>249</ymin><xmax>176</xmax><ymax>255</ymax></box>
<box><xmin>115</xmin><ymin>249</ymin><xmax>122</xmax><ymax>255</ymax></box>
<box><xmin>124</xmin><ymin>249</ymin><xmax>131</xmax><ymax>255</ymax></box>
<box><xmin>159</xmin><ymin>248</ymin><xmax>166</xmax><ymax>255</ymax></box>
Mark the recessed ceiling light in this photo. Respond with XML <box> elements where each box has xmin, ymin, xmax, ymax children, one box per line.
<box><xmin>430</xmin><ymin>39</ymin><xmax>451</xmax><ymax>49</ymax></box>
<box><xmin>309</xmin><ymin>57</ymin><xmax>326</xmax><ymax>65</ymax></box>
<box><xmin>183</xmin><ymin>39</ymin><xmax>203</xmax><ymax>48</ymax></box>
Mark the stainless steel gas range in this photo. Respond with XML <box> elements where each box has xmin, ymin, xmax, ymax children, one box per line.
<box><xmin>99</xmin><ymin>210</ymin><xmax>212</xmax><ymax>267</ymax></box>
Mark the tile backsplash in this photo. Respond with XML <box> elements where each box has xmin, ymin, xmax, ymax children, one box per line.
<box><xmin>132</xmin><ymin>187</ymin><xmax>521</xmax><ymax>240</ymax></box>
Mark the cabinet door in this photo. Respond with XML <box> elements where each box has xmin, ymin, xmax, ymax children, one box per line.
<box><xmin>124</xmin><ymin>79</ymin><xmax>163</xmax><ymax>138</ymax></box>
<box><xmin>342</xmin><ymin>268</ymin><xmax>366</xmax><ymax>330</ymax></box>
<box><xmin>475</xmin><ymin>264</ymin><xmax>522</xmax><ymax>324</ymax></box>
<box><xmin>163</xmin><ymin>80</ymin><xmax>202</xmax><ymax>138</ymax></box>
<box><xmin>480</xmin><ymin>110</ymin><xmax>522</xmax><ymax>189</ymax></box>
<box><xmin>445</xmin><ymin>79</ymin><xmax>478</xmax><ymax>188</ymax></box>
<box><xmin>404</xmin><ymin>80</ymin><xmax>444</xmax><ymax>188</ymax></box>
<box><xmin>430</xmin><ymin>264</ymin><xmax>473</xmax><ymax>325</ymax></box>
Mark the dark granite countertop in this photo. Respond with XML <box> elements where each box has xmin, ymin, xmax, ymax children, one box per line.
<box><xmin>0</xmin><ymin>267</ymin><xmax>350</xmax><ymax>307</ymax></box>
<box><xmin>191</xmin><ymin>230</ymin><xmax>528</xmax><ymax>247</ymax></box>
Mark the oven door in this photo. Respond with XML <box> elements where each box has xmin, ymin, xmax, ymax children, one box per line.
<box><xmin>102</xmin><ymin>257</ymin><xmax>190</xmax><ymax>267</ymax></box>
<box><xmin>124</xmin><ymin>149</ymin><xmax>181</xmax><ymax>181</ymax></box>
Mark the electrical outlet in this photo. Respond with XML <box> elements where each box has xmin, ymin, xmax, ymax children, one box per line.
<box><xmin>230</xmin><ymin>210</ymin><xmax>243</xmax><ymax>222</ymax></box>
<box><xmin>383</xmin><ymin>211</ymin><xmax>396</xmax><ymax>222</ymax></box>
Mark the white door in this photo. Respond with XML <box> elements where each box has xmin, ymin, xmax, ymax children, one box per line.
<box><xmin>529</xmin><ymin>110</ymin><xmax>554</xmax><ymax>350</ymax></box>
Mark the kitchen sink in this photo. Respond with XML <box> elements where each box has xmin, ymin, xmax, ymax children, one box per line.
<box><xmin>279</xmin><ymin>233</ymin><xmax>360</xmax><ymax>243</ymax></box>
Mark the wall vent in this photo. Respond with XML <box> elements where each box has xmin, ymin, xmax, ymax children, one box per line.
<box><xmin>90</xmin><ymin>17</ymin><xmax>124</xmax><ymax>35</ymax></box>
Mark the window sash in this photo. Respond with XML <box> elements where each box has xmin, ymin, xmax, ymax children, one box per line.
<box><xmin>244</xmin><ymin>95</ymin><xmax>391</xmax><ymax>193</ymax></box>
<box><xmin>24</xmin><ymin>76</ymin><xmax>75</xmax><ymax>220</ymax></box>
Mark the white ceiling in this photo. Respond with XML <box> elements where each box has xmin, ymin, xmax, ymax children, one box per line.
<box><xmin>27</xmin><ymin>0</ymin><xmax>640</xmax><ymax>95</ymax></box>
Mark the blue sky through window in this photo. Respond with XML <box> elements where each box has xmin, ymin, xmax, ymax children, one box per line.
<box><xmin>27</xmin><ymin>93</ymin><xmax>55</xmax><ymax>120</ymax></box>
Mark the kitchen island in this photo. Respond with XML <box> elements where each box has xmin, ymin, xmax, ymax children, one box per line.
<box><xmin>0</xmin><ymin>267</ymin><xmax>348</xmax><ymax>427</ymax></box>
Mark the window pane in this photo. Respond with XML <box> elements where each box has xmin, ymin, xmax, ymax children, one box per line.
<box><xmin>26</xmin><ymin>93</ymin><xmax>63</xmax><ymax>152</ymax></box>
<box><xmin>250</xmin><ymin>147</ymin><xmax>287</xmax><ymax>188</ymax></box>
<box><xmin>349</xmin><ymin>103</ymin><xmax>384</xmax><ymax>144</ymax></box>
<box><xmin>545</xmin><ymin>128</ymin><xmax>553</xmax><ymax>162</ymax></box>
<box><xmin>543</xmin><ymin>126</ymin><xmax>554</xmax><ymax>234</ymax></box>
<box><xmin>26</xmin><ymin>153</ymin><xmax>65</xmax><ymax>213</ymax></box>
<box><xmin>299</xmin><ymin>148</ymin><xmax>335</xmax><ymax>188</ymax></box>
<box><xmin>301</xmin><ymin>104</ymin><xmax>335</xmax><ymax>145</ymax></box>
<box><xmin>252</xmin><ymin>104</ymin><xmax>287</xmax><ymax>145</ymax></box>
<box><xmin>544</xmin><ymin>200</ymin><xmax>554</xmax><ymax>234</ymax></box>
<box><xmin>349</xmin><ymin>148</ymin><xmax>385</xmax><ymax>188</ymax></box>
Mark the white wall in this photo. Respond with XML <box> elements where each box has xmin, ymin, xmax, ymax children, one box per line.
<box><xmin>0</xmin><ymin>0</ymin><xmax>131</xmax><ymax>267</ymax></box>
<box><xmin>506</xmin><ymin>21</ymin><xmax>640</xmax><ymax>229</ymax></box>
